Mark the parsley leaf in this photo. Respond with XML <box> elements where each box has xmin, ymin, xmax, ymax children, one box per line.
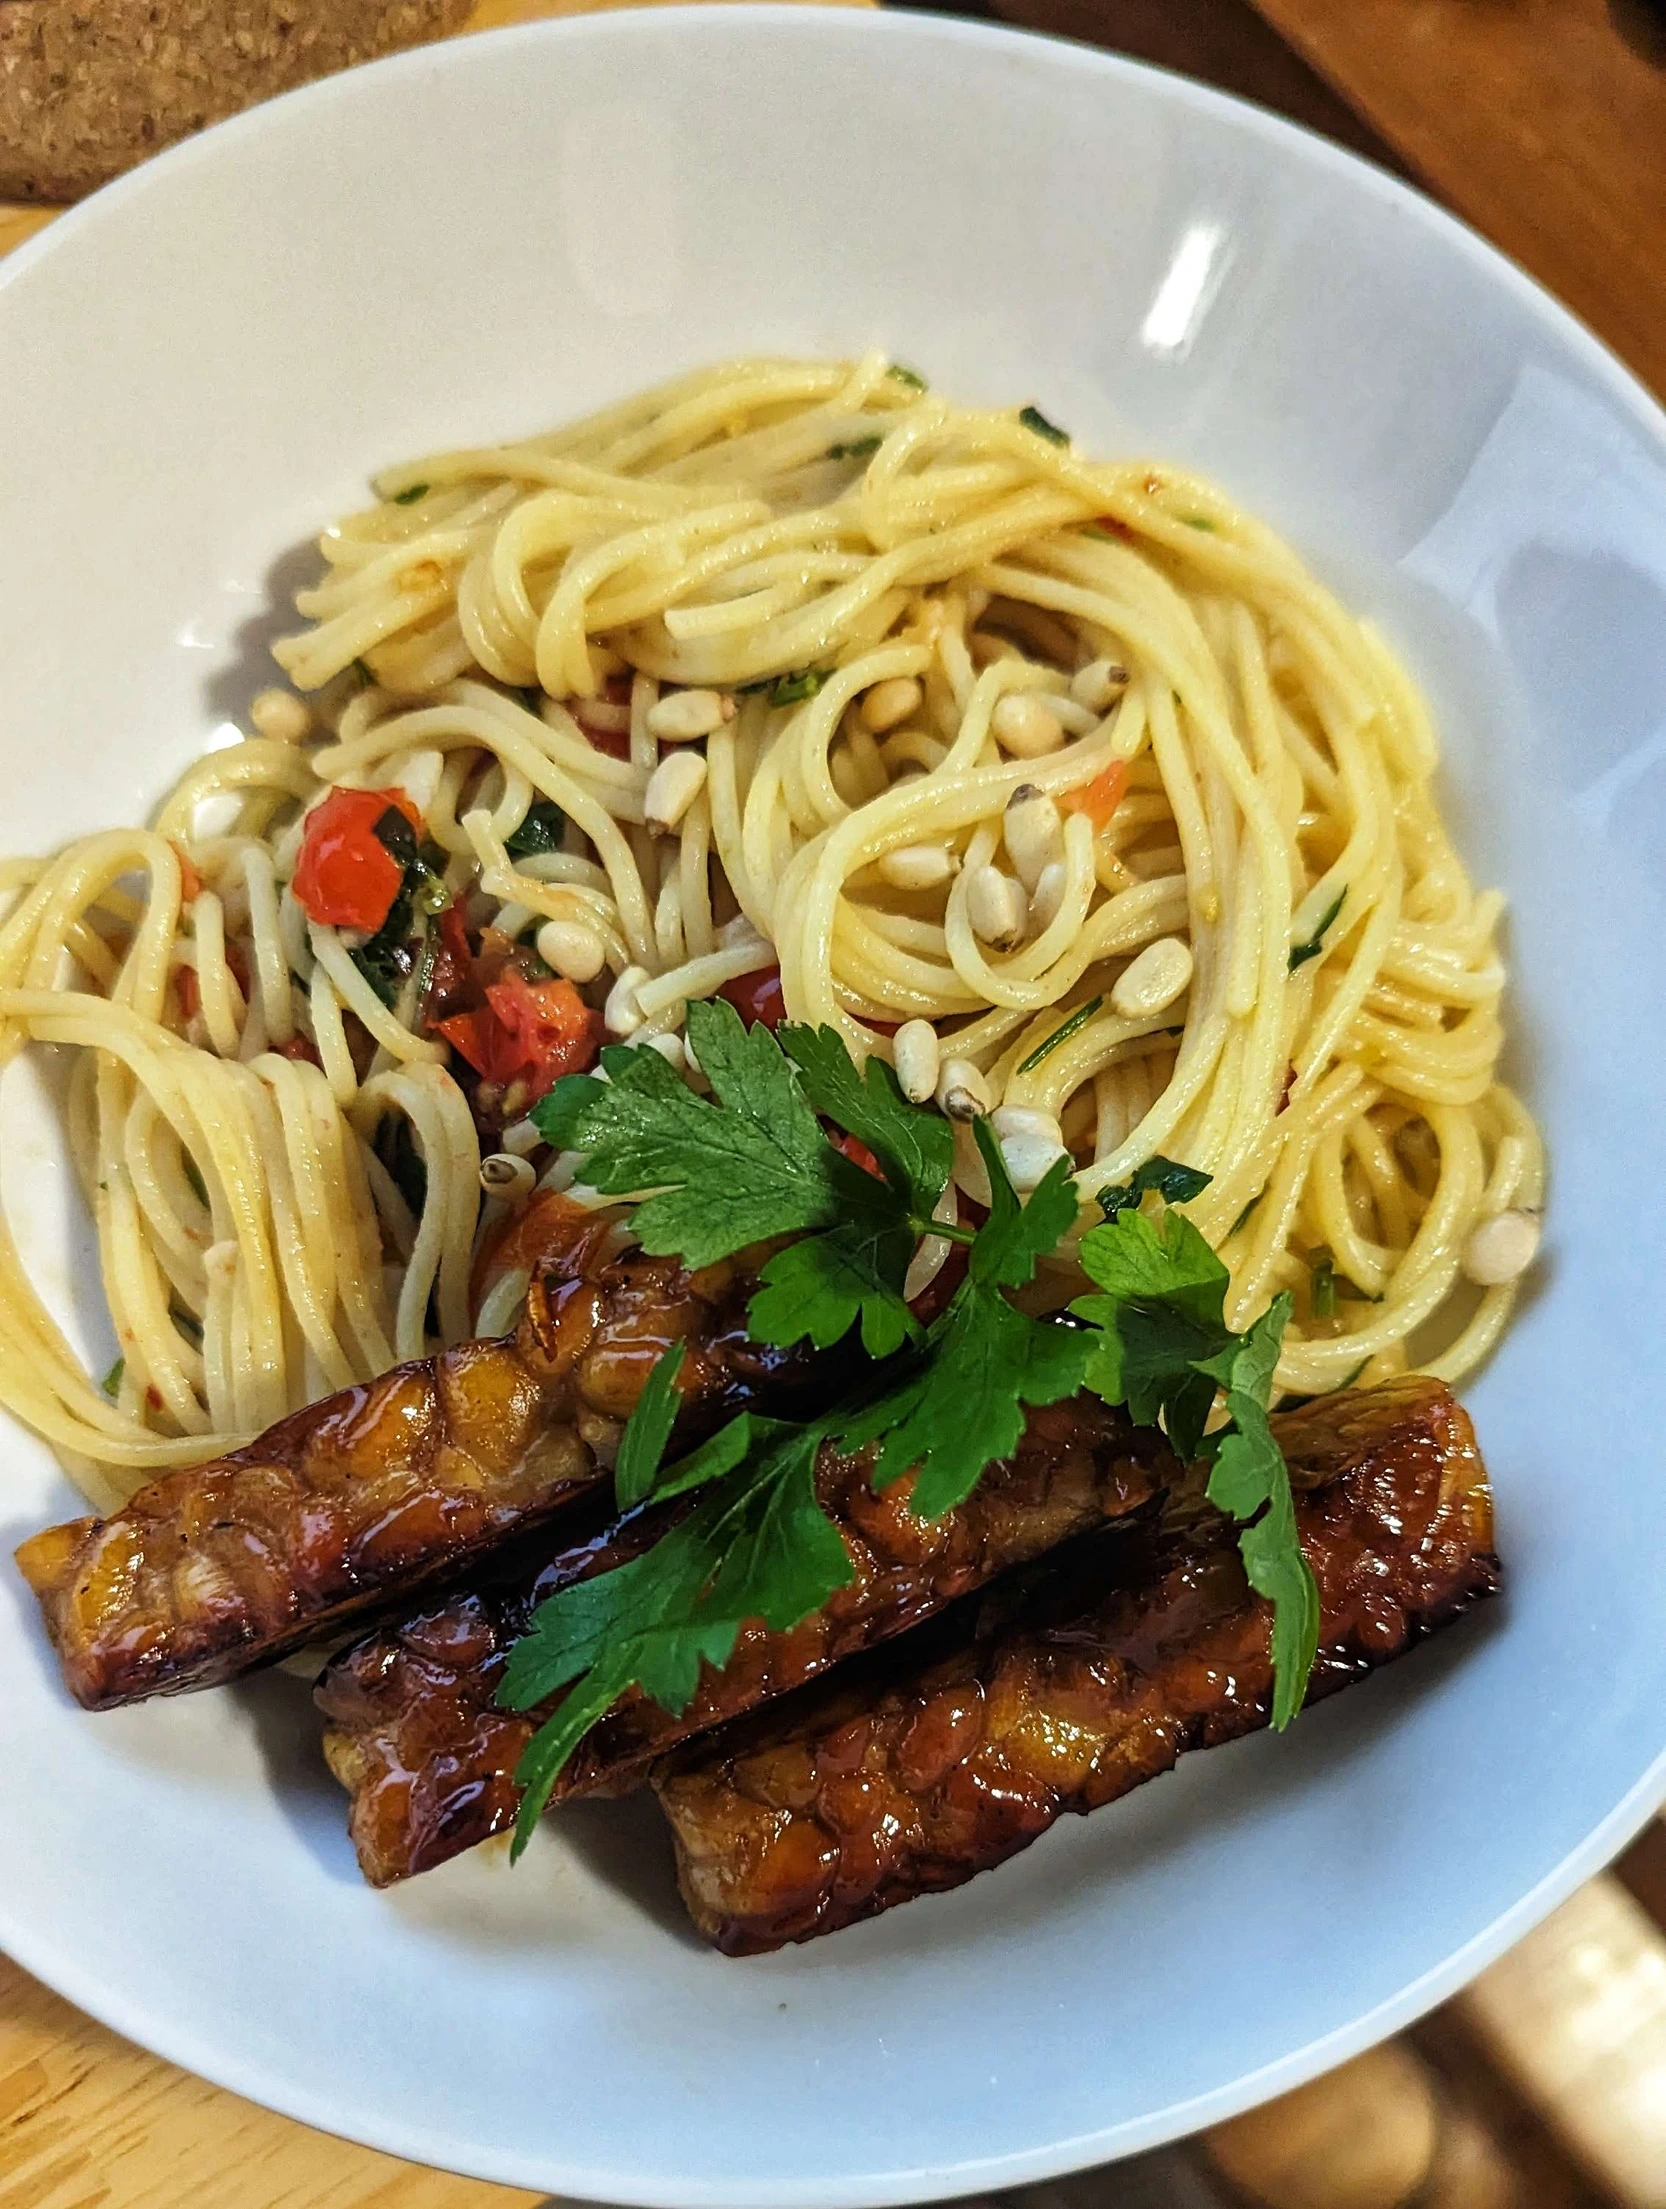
<box><xmin>780</xmin><ymin>1023</ymin><xmax>952</xmax><ymax>1223</ymax></box>
<box><xmin>613</xmin><ymin>1341</ymin><xmax>686</xmax><ymax>1510</ymax></box>
<box><xmin>827</xmin><ymin>436</ymin><xmax>882</xmax><ymax>462</ymax></box>
<box><xmin>536</xmin><ymin>1004</ymin><xmax>952</xmax><ymax>1355</ymax></box>
<box><xmin>1289</xmin><ymin>887</ymin><xmax>1346</xmax><ymax>971</ymax></box>
<box><xmin>392</xmin><ymin>482</ymin><xmax>429</xmax><ymax>505</ymax></box>
<box><xmin>1019</xmin><ymin>404</ymin><xmax>1070</xmax><ymax>446</ymax></box>
<box><xmin>100</xmin><ymin>1357</ymin><xmax>124</xmax><ymax>1399</ymax></box>
<box><xmin>499</xmin><ymin>1417</ymin><xmax>851</xmax><ymax>1853</ymax></box>
<box><xmin>1016</xmin><ymin>995</ymin><xmax>1103</xmax><ymax>1075</ymax></box>
<box><xmin>1097</xmin><ymin>1154</ymin><xmax>1213</xmax><ymax>1219</ymax></box>
<box><xmin>1071</xmin><ymin>1210</ymin><xmax>1319</xmax><ymax>1726</ymax></box>
<box><xmin>504</xmin><ymin>799</ymin><xmax>566</xmax><ymax>860</ymax></box>
<box><xmin>835</xmin><ymin>1121</ymin><xmax>1091</xmax><ymax>1517</ymax></box>
<box><xmin>888</xmin><ymin>363</ymin><xmax>927</xmax><ymax>390</ymax></box>
<box><xmin>533</xmin><ymin>998</ymin><xmax>841</xmax><ymax>1267</ymax></box>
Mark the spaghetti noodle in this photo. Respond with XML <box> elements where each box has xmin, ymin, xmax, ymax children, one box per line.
<box><xmin>0</xmin><ymin>354</ymin><xmax>1542</xmax><ymax>1508</ymax></box>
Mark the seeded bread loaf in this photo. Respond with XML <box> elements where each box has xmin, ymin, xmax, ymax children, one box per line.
<box><xmin>0</xmin><ymin>0</ymin><xmax>475</xmax><ymax>202</ymax></box>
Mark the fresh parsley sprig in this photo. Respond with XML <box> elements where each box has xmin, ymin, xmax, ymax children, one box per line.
<box><xmin>534</xmin><ymin>998</ymin><xmax>956</xmax><ymax>1358</ymax></box>
<box><xmin>1071</xmin><ymin>1198</ymin><xmax>1320</xmax><ymax>1726</ymax></box>
<box><xmin>498</xmin><ymin>1106</ymin><xmax>1093</xmax><ymax>1837</ymax></box>
<box><xmin>499</xmin><ymin>1402</ymin><xmax>841</xmax><ymax>1855</ymax></box>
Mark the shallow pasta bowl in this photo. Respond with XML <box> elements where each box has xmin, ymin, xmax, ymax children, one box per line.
<box><xmin>3</xmin><ymin>7</ymin><xmax>1666</xmax><ymax>2201</ymax></box>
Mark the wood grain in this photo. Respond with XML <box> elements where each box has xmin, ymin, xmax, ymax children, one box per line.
<box><xmin>0</xmin><ymin>1953</ymin><xmax>544</xmax><ymax>2209</ymax></box>
<box><xmin>1243</xmin><ymin>0</ymin><xmax>1666</xmax><ymax>396</ymax></box>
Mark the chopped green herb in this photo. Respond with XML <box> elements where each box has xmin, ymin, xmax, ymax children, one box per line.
<box><xmin>768</xmin><ymin>668</ymin><xmax>829</xmax><ymax>708</ymax></box>
<box><xmin>826</xmin><ymin>436</ymin><xmax>882</xmax><ymax>462</ymax></box>
<box><xmin>100</xmin><ymin>1357</ymin><xmax>124</xmax><ymax>1399</ymax></box>
<box><xmin>1016</xmin><ymin>996</ymin><xmax>1103</xmax><ymax>1075</ymax></box>
<box><xmin>169</xmin><ymin>1304</ymin><xmax>204</xmax><ymax>1347</ymax></box>
<box><xmin>1289</xmin><ymin>887</ymin><xmax>1346</xmax><ymax>972</ymax></box>
<box><xmin>1310</xmin><ymin>1248</ymin><xmax>1338</xmax><ymax>1319</ymax></box>
<box><xmin>1335</xmin><ymin>1357</ymin><xmax>1371</xmax><ymax>1390</ymax></box>
<box><xmin>504</xmin><ymin>799</ymin><xmax>567</xmax><ymax>861</ymax></box>
<box><xmin>392</xmin><ymin>483</ymin><xmax>430</xmax><ymax>506</ymax></box>
<box><xmin>182</xmin><ymin>1153</ymin><xmax>208</xmax><ymax>1206</ymax></box>
<box><xmin>1098</xmin><ymin>1155</ymin><xmax>1212</xmax><ymax>1219</ymax></box>
<box><xmin>887</xmin><ymin>363</ymin><xmax>927</xmax><ymax>391</ymax></box>
<box><xmin>1018</xmin><ymin>404</ymin><xmax>1070</xmax><ymax>446</ymax></box>
<box><xmin>377</xmin><ymin>1115</ymin><xmax>427</xmax><ymax>1221</ymax></box>
<box><xmin>348</xmin><ymin>880</ymin><xmax>417</xmax><ymax>1007</ymax></box>
<box><xmin>1227</xmin><ymin>1191</ymin><xmax>1264</xmax><ymax>1238</ymax></box>
<box><xmin>1071</xmin><ymin>1208</ymin><xmax>1319</xmax><ymax>1726</ymax></box>
<box><xmin>1183</xmin><ymin>515</ymin><xmax>1217</xmax><ymax>531</ymax></box>
<box><xmin>614</xmin><ymin>1342</ymin><xmax>688</xmax><ymax>1511</ymax></box>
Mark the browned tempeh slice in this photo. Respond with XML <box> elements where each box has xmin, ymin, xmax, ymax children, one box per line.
<box><xmin>654</xmin><ymin>1376</ymin><xmax>1499</xmax><ymax>1953</ymax></box>
<box><xmin>14</xmin><ymin>1202</ymin><xmax>820</xmax><ymax>1710</ymax></box>
<box><xmin>316</xmin><ymin>1395</ymin><xmax>1177</xmax><ymax>1886</ymax></box>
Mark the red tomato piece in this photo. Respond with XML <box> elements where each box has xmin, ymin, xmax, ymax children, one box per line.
<box><xmin>719</xmin><ymin>963</ymin><xmax>786</xmax><ymax>1030</ymax></box>
<box><xmin>830</xmin><ymin>1131</ymin><xmax>883</xmax><ymax>1181</ymax></box>
<box><xmin>291</xmin><ymin>788</ymin><xmax>421</xmax><ymax>933</ymax></box>
<box><xmin>435</xmin><ymin>971</ymin><xmax>602</xmax><ymax>1101</ymax></box>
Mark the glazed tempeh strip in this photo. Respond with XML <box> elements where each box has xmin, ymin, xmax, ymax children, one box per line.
<box><xmin>654</xmin><ymin>1376</ymin><xmax>1499</xmax><ymax>1953</ymax></box>
<box><xmin>316</xmin><ymin>1394</ymin><xmax>1177</xmax><ymax>1886</ymax></box>
<box><xmin>15</xmin><ymin>1203</ymin><xmax>821</xmax><ymax>1709</ymax></box>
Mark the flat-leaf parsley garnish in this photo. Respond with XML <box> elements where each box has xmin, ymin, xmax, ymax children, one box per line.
<box><xmin>1070</xmin><ymin>1197</ymin><xmax>1318</xmax><ymax>1726</ymax></box>
<box><xmin>503</xmin><ymin>1017</ymin><xmax>1323</xmax><ymax>1854</ymax></box>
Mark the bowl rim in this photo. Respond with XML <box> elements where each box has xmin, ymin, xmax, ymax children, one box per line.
<box><xmin>3</xmin><ymin>8</ymin><xmax>1665</xmax><ymax>2199</ymax></box>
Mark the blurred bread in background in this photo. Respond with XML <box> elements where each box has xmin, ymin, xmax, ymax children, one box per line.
<box><xmin>0</xmin><ymin>0</ymin><xmax>474</xmax><ymax>202</ymax></box>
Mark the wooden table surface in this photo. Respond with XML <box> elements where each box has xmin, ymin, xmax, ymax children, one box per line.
<box><xmin>4</xmin><ymin>2</ymin><xmax>1665</xmax><ymax>2204</ymax></box>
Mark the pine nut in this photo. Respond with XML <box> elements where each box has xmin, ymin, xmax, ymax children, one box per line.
<box><xmin>1030</xmin><ymin>859</ymin><xmax>1068</xmax><ymax>933</ymax></box>
<box><xmin>249</xmin><ymin>688</ymin><xmax>312</xmax><ymax>744</ymax></box>
<box><xmin>1461</xmin><ymin>1208</ymin><xmax>1541</xmax><ymax>1286</ymax></box>
<box><xmin>1003</xmin><ymin>786</ymin><xmax>1064</xmax><ymax>890</ymax></box>
<box><xmin>1000</xmin><ymin>1131</ymin><xmax>1071</xmax><ymax>1192</ymax></box>
<box><xmin>966</xmin><ymin>864</ymin><xmax>1027</xmax><ymax>950</ymax></box>
<box><xmin>536</xmin><ymin>918</ymin><xmax>607</xmax><ymax>984</ymax></box>
<box><xmin>878</xmin><ymin>843</ymin><xmax>956</xmax><ymax>891</ymax></box>
<box><xmin>991</xmin><ymin>693</ymin><xmax>1066</xmax><ymax>758</ymax></box>
<box><xmin>936</xmin><ymin>1057</ymin><xmax>990</xmax><ymax>1120</ymax></box>
<box><xmin>645</xmin><ymin>749</ymin><xmax>708</xmax><ymax>832</ymax></box>
<box><xmin>1111</xmin><ymin>935</ymin><xmax>1194</xmax><ymax>1018</ymax></box>
<box><xmin>860</xmin><ymin>676</ymin><xmax>923</xmax><ymax>734</ymax></box>
<box><xmin>480</xmin><ymin>1152</ymin><xmax>536</xmax><ymax>1200</ymax></box>
<box><xmin>892</xmin><ymin>1019</ymin><xmax>940</xmax><ymax>1104</ymax></box>
<box><xmin>992</xmin><ymin>1105</ymin><xmax>1063</xmax><ymax>1146</ymax></box>
<box><xmin>1070</xmin><ymin>658</ymin><xmax>1130</xmax><ymax>713</ymax></box>
<box><xmin>604</xmin><ymin>963</ymin><xmax>650</xmax><ymax>1036</ymax></box>
<box><xmin>644</xmin><ymin>688</ymin><xmax>735</xmax><ymax>742</ymax></box>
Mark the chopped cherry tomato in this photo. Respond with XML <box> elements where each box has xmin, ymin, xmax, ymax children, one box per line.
<box><xmin>171</xmin><ymin>843</ymin><xmax>203</xmax><ymax>904</ymax></box>
<box><xmin>719</xmin><ymin>962</ymin><xmax>786</xmax><ymax>1030</ymax></box>
<box><xmin>435</xmin><ymin>970</ymin><xmax>602</xmax><ymax>1100</ymax></box>
<box><xmin>273</xmin><ymin>1031</ymin><xmax>322</xmax><ymax>1066</ymax></box>
<box><xmin>291</xmin><ymin>787</ymin><xmax>421</xmax><ymax>933</ymax></box>
<box><xmin>830</xmin><ymin>1131</ymin><xmax>883</xmax><ymax>1181</ymax></box>
<box><xmin>421</xmin><ymin>905</ymin><xmax>476</xmax><ymax>1028</ymax></box>
<box><xmin>1093</xmin><ymin>515</ymin><xmax>1135</xmax><ymax>543</ymax></box>
<box><xmin>176</xmin><ymin>967</ymin><xmax>199</xmax><ymax>1021</ymax></box>
<box><xmin>1061</xmin><ymin>760</ymin><xmax>1129</xmax><ymax>831</ymax></box>
<box><xmin>576</xmin><ymin>676</ymin><xmax>633</xmax><ymax>759</ymax></box>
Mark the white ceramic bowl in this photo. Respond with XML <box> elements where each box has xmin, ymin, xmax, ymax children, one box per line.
<box><xmin>3</xmin><ymin>10</ymin><xmax>1666</xmax><ymax>2201</ymax></box>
